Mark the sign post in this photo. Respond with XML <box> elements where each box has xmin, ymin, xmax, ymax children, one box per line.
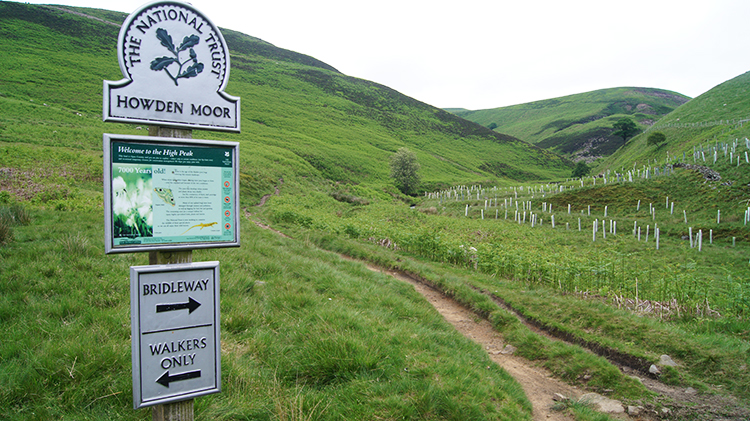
<box><xmin>102</xmin><ymin>1</ymin><xmax>240</xmax><ymax>418</ymax></box>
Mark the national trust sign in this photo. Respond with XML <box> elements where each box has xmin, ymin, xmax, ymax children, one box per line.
<box><xmin>103</xmin><ymin>0</ymin><xmax>240</xmax><ymax>132</ymax></box>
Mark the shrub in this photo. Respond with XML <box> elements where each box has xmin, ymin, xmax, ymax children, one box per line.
<box><xmin>571</xmin><ymin>161</ymin><xmax>591</xmax><ymax>178</ymax></box>
<box><xmin>389</xmin><ymin>147</ymin><xmax>421</xmax><ymax>195</ymax></box>
<box><xmin>647</xmin><ymin>131</ymin><xmax>667</xmax><ymax>146</ymax></box>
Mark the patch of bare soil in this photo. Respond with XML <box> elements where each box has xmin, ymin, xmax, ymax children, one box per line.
<box><xmin>255</xmin><ymin>178</ymin><xmax>283</xmax><ymax>207</ymax></box>
<box><xmin>0</xmin><ymin>167</ymin><xmax>81</xmax><ymax>201</ymax></box>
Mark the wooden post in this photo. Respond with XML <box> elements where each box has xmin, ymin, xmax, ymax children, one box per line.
<box><xmin>149</xmin><ymin>126</ymin><xmax>193</xmax><ymax>140</ymax></box>
<box><xmin>149</xmin><ymin>250</ymin><xmax>192</xmax><ymax>265</ymax></box>
<box><xmin>149</xmin><ymin>126</ymin><xmax>195</xmax><ymax>421</ymax></box>
<box><xmin>152</xmin><ymin>399</ymin><xmax>194</xmax><ymax>421</ymax></box>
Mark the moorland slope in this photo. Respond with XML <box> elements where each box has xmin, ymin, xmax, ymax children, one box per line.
<box><xmin>0</xmin><ymin>1</ymin><xmax>572</xmax><ymax>212</ymax></box>
<box><xmin>602</xmin><ymin>70</ymin><xmax>750</xmax><ymax>173</ymax></box>
<box><xmin>452</xmin><ymin>87</ymin><xmax>689</xmax><ymax>161</ymax></box>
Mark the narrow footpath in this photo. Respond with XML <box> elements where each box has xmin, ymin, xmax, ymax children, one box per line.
<box><xmin>362</xmin><ymin>264</ymin><xmax>585</xmax><ymax>421</ymax></box>
<box><xmin>252</xmin><ymin>217</ymin><xmax>749</xmax><ymax>420</ymax></box>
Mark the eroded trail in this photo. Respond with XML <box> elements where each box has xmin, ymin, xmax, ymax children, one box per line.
<box><xmin>254</xmin><ymin>218</ymin><xmax>748</xmax><ymax>420</ymax></box>
<box><xmin>368</xmin><ymin>265</ymin><xmax>582</xmax><ymax>421</ymax></box>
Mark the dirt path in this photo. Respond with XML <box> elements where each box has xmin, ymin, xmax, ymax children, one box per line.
<box><xmin>255</xmin><ymin>178</ymin><xmax>283</xmax><ymax>207</ymax></box>
<box><xmin>250</xmin><ymin>218</ymin><xmax>589</xmax><ymax>419</ymax></box>
<box><xmin>250</xmin><ymin>219</ymin><xmax>585</xmax><ymax>418</ymax></box>
<box><xmin>355</xmin><ymin>262</ymin><xmax>750</xmax><ymax>421</ymax></box>
<box><xmin>253</xmin><ymin>219</ymin><xmax>749</xmax><ymax>420</ymax></box>
<box><xmin>365</xmin><ymin>265</ymin><xmax>583</xmax><ymax>421</ymax></box>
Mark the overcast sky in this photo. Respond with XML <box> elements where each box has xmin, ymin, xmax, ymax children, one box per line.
<box><xmin>19</xmin><ymin>0</ymin><xmax>750</xmax><ymax>110</ymax></box>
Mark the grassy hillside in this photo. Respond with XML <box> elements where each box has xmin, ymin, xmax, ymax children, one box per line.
<box><xmin>452</xmin><ymin>87</ymin><xmax>689</xmax><ymax>160</ymax></box>
<box><xmin>0</xmin><ymin>3</ymin><xmax>565</xmax><ymax>420</ymax></box>
<box><xmin>601</xmin><ymin>71</ymin><xmax>750</xmax><ymax>173</ymax></box>
<box><xmin>0</xmin><ymin>1</ymin><xmax>572</xmax><ymax>214</ymax></box>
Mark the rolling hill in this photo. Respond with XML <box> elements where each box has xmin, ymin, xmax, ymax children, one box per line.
<box><xmin>451</xmin><ymin>87</ymin><xmax>689</xmax><ymax>161</ymax></box>
<box><xmin>602</xmin><ymin>70</ymin><xmax>750</xmax><ymax>173</ymax></box>
<box><xmin>0</xmin><ymin>1</ymin><xmax>572</xmax><ymax>212</ymax></box>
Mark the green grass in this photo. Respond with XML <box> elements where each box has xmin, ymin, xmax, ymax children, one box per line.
<box><xmin>262</xmin><ymin>172</ymin><xmax>750</xmax><ymax>320</ymax></box>
<box><xmin>297</xmin><ymin>210</ymin><xmax>750</xmax><ymax>407</ymax></box>
<box><xmin>303</xmin><ymin>232</ymin><xmax>650</xmax><ymax>401</ymax></box>
<box><xmin>0</xmin><ymin>210</ymin><xmax>533</xmax><ymax>420</ymax></box>
<box><xmin>261</xmin><ymin>170</ymin><xmax>750</xmax><ymax>405</ymax></box>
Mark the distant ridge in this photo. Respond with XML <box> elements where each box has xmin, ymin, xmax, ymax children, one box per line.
<box><xmin>451</xmin><ymin>87</ymin><xmax>689</xmax><ymax>161</ymax></box>
<box><xmin>602</xmin><ymin>71</ymin><xmax>750</xmax><ymax>172</ymax></box>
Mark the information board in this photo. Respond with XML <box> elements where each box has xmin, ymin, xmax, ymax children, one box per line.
<box><xmin>131</xmin><ymin>262</ymin><xmax>221</xmax><ymax>408</ymax></box>
<box><xmin>104</xmin><ymin>133</ymin><xmax>239</xmax><ymax>254</ymax></box>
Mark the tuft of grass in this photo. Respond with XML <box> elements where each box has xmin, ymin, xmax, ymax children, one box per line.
<box><xmin>59</xmin><ymin>232</ymin><xmax>90</xmax><ymax>256</ymax></box>
<box><xmin>0</xmin><ymin>205</ymin><xmax>31</xmax><ymax>245</ymax></box>
<box><xmin>0</xmin><ymin>218</ymin><xmax>13</xmax><ymax>245</ymax></box>
<box><xmin>0</xmin><ymin>205</ymin><xmax>31</xmax><ymax>226</ymax></box>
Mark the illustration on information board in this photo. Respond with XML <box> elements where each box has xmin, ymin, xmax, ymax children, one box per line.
<box><xmin>112</xmin><ymin>171</ymin><xmax>154</xmax><ymax>239</ymax></box>
<box><xmin>153</xmin><ymin>187</ymin><xmax>176</xmax><ymax>206</ymax></box>
<box><xmin>181</xmin><ymin>222</ymin><xmax>218</xmax><ymax>235</ymax></box>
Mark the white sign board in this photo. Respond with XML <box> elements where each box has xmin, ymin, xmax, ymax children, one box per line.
<box><xmin>104</xmin><ymin>0</ymin><xmax>240</xmax><ymax>132</ymax></box>
<box><xmin>130</xmin><ymin>262</ymin><xmax>221</xmax><ymax>408</ymax></box>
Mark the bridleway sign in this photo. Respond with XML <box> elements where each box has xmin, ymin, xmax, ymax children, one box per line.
<box><xmin>130</xmin><ymin>262</ymin><xmax>221</xmax><ymax>408</ymax></box>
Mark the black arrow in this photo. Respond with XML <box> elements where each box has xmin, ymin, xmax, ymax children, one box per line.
<box><xmin>156</xmin><ymin>369</ymin><xmax>202</xmax><ymax>388</ymax></box>
<box><xmin>156</xmin><ymin>297</ymin><xmax>201</xmax><ymax>314</ymax></box>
